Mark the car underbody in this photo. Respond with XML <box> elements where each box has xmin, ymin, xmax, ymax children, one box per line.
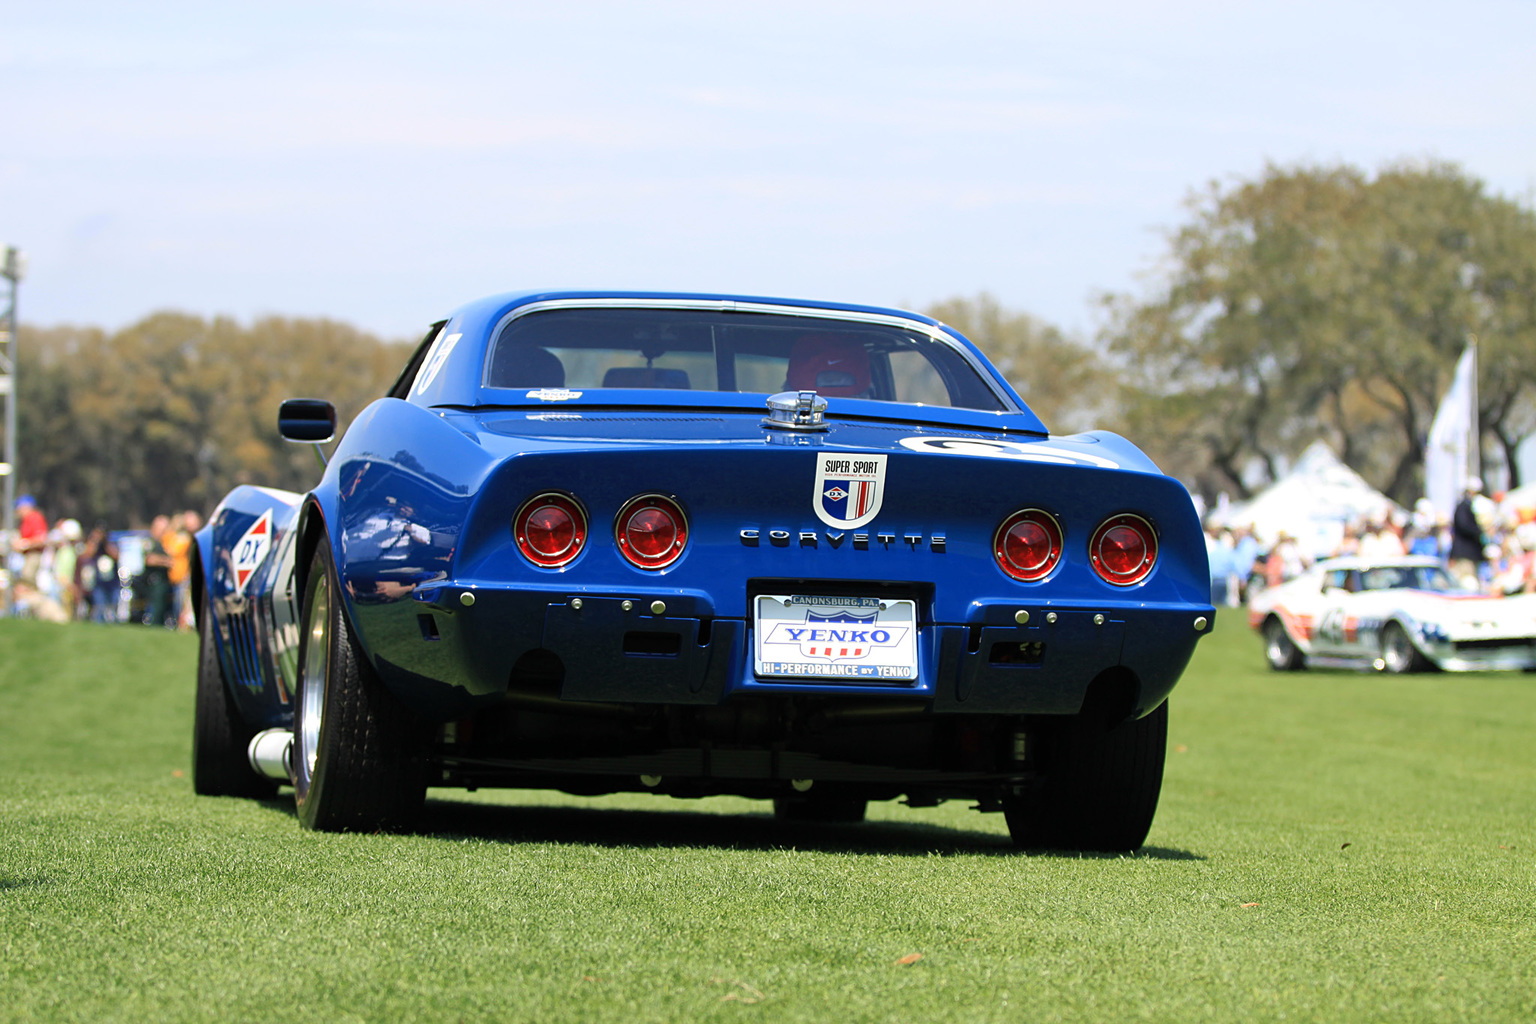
<box><xmin>433</xmin><ymin>662</ymin><xmax>1143</xmax><ymax>806</ymax></box>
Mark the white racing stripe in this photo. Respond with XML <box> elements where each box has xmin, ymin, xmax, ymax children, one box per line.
<box><xmin>898</xmin><ymin>436</ymin><xmax>1121</xmax><ymax>469</ymax></box>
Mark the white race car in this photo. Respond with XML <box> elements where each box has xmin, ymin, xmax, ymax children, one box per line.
<box><xmin>1248</xmin><ymin>556</ymin><xmax>1536</xmax><ymax>673</ymax></box>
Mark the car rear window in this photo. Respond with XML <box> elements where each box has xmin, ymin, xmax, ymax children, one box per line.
<box><xmin>484</xmin><ymin>308</ymin><xmax>1006</xmax><ymax>411</ymax></box>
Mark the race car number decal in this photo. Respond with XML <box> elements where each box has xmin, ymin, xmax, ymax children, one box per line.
<box><xmin>232</xmin><ymin>509</ymin><xmax>273</xmax><ymax>594</ymax></box>
<box><xmin>1316</xmin><ymin>608</ymin><xmax>1375</xmax><ymax>646</ymax></box>
<box><xmin>813</xmin><ymin>454</ymin><xmax>886</xmax><ymax>529</ymax></box>
<box><xmin>897</xmin><ymin>436</ymin><xmax>1121</xmax><ymax>469</ymax></box>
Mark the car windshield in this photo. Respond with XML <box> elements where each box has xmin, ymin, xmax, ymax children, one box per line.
<box><xmin>1359</xmin><ymin>565</ymin><xmax>1461</xmax><ymax>592</ymax></box>
<box><xmin>484</xmin><ymin>308</ymin><xmax>1007</xmax><ymax>411</ymax></box>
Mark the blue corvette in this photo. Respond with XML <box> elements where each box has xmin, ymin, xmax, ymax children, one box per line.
<box><xmin>191</xmin><ymin>291</ymin><xmax>1213</xmax><ymax>850</ymax></box>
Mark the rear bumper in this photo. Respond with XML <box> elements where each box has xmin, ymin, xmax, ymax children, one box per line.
<box><xmin>356</xmin><ymin>582</ymin><xmax>1213</xmax><ymax>720</ymax></box>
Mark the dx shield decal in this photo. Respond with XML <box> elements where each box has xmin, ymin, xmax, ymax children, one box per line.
<box><xmin>813</xmin><ymin>453</ymin><xmax>886</xmax><ymax>529</ymax></box>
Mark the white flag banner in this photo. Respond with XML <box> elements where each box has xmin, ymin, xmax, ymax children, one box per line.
<box><xmin>1425</xmin><ymin>345</ymin><xmax>1477</xmax><ymax>519</ymax></box>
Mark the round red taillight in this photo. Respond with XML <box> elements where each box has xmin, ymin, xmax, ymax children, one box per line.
<box><xmin>615</xmin><ymin>494</ymin><xmax>688</xmax><ymax>569</ymax></box>
<box><xmin>1090</xmin><ymin>514</ymin><xmax>1157</xmax><ymax>586</ymax></box>
<box><xmin>993</xmin><ymin>509</ymin><xmax>1064</xmax><ymax>582</ymax></box>
<box><xmin>513</xmin><ymin>493</ymin><xmax>587</xmax><ymax>567</ymax></box>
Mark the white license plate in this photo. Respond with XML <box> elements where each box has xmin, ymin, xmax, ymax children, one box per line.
<box><xmin>753</xmin><ymin>595</ymin><xmax>918</xmax><ymax>682</ymax></box>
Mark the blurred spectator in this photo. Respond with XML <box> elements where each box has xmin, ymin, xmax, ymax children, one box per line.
<box><xmin>178</xmin><ymin>510</ymin><xmax>203</xmax><ymax>629</ymax></box>
<box><xmin>1407</xmin><ymin>500</ymin><xmax>1443</xmax><ymax>558</ymax></box>
<box><xmin>143</xmin><ymin>515</ymin><xmax>174</xmax><ymax>627</ymax></box>
<box><xmin>1449</xmin><ymin>478</ymin><xmax>1485</xmax><ymax>588</ymax></box>
<box><xmin>79</xmin><ymin>524</ymin><xmax>120</xmax><ymax>623</ymax></box>
<box><xmin>1232</xmin><ymin>527</ymin><xmax>1261</xmax><ymax>603</ymax></box>
<box><xmin>14</xmin><ymin>495</ymin><xmax>48</xmax><ymax>588</ymax></box>
<box><xmin>1489</xmin><ymin>525</ymin><xmax>1532</xmax><ymax>595</ymax></box>
<box><xmin>50</xmin><ymin>519</ymin><xmax>83</xmax><ymax>619</ymax></box>
<box><xmin>1360</xmin><ymin>518</ymin><xmax>1405</xmax><ymax>559</ymax></box>
<box><xmin>163</xmin><ymin>512</ymin><xmax>195</xmax><ymax>631</ymax></box>
<box><xmin>1515</xmin><ymin>523</ymin><xmax>1536</xmax><ymax>594</ymax></box>
<box><xmin>5</xmin><ymin>500</ymin><xmax>71</xmax><ymax>622</ymax></box>
<box><xmin>1264</xmin><ymin>532</ymin><xmax>1308</xmax><ymax>588</ymax></box>
<box><xmin>1205</xmin><ymin>526</ymin><xmax>1235</xmax><ymax>605</ymax></box>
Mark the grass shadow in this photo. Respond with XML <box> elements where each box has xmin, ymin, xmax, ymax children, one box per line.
<box><xmin>250</xmin><ymin>790</ymin><xmax>1205</xmax><ymax>860</ymax></box>
<box><xmin>410</xmin><ymin>797</ymin><xmax>1206</xmax><ymax>861</ymax></box>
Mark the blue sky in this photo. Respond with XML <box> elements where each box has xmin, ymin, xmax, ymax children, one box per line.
<box><xmin>3</xmin><ymin>1</ymin><xmax>1533</xmax><ymax>341</ymax></box>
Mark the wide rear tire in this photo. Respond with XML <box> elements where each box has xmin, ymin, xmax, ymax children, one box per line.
<box><xmin>192</xmin><ymin>589</ymin><xmax>277</xmax><ymax>799</ymax></box>
<box><xmin>1004</xmin><ymin>701</ymin><xmax>1168</xmax><ymax>852</ymax></box>
<box><xmin>292</xmin><ymin>542</ymin><xmax>426</xmax><ymax>831</ymax></box>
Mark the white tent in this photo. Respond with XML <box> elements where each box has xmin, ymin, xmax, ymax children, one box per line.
<box><xmin>1214</xmin><ymin>442</ymin><xmax>1405</xmax><ymax>559</ymax></box>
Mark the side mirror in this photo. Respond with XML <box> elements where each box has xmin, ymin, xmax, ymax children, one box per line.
<box><xmin>278</xmin><ymin>399</ymin><xmax>336</xmax><ymax>443</ymax></box>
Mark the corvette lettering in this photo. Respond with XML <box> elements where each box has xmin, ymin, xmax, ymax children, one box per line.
<box><xmin>741</xmin><ymin>528</ymin><xmax>944</xmax><ymax>551</ymax></box>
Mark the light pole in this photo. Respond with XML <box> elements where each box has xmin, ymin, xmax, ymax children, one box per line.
<box><xmin>1</xmin><ymin>245</ymin><xmax>23</xmax><ymax>538</ymax></box>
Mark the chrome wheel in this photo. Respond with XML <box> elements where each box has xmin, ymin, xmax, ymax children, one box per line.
<box><xmin>298</xmin><ymin>568</ymin><xmax>330</xmax><ymax>781</ymax></box>
<box><xmin>1263</xmin><ymin>618</ymin><xmax>1303</xmax><ymax>671</ymax></box>
<box><xmin>1381</xmin><ymin>624</ymin><xmax>1417</xmax><ymax>675</ymax></box>
<box><xmin>292</xmin><ymin>539</ymin><xmax>426</xmax><ymax>831</ymax></box>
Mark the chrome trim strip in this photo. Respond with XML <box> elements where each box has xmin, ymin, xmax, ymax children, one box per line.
<box><xmin>481</xmin><ymin>297</ymin><xmax>1018</xmax><ymax>411</ymax></box>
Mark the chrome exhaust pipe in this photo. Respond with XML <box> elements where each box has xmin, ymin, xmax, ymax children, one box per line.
<box><xmin>247</xmin><ymin>728</ymin><xmax>294</xmax><ymax>781</ymax></box>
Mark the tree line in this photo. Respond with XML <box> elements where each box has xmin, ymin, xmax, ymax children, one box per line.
<box><xmin>886</xmin><ymin>162</ymin><xmax>1536</xmax><ymax>505</ymax></box>
<box><xmin>1098</xmin><ymin>159</ymin><xmax>1536</xmax><ymax>501</ymax></box>
<box><xmin>9</xmin><ymin>159</ymin><xmax>1534</xmax><ymax>525</ymax></box>
<box><xmin>14</xmin><ymin>315</ymin><xmax>418</xmax><ymax>525</ymax></box>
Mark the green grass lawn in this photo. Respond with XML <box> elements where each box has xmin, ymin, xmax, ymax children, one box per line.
<box><xmin>2</xmin><ymin>614</ymin><xmax>1534</xmax><ymax>1022</ymax></box>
